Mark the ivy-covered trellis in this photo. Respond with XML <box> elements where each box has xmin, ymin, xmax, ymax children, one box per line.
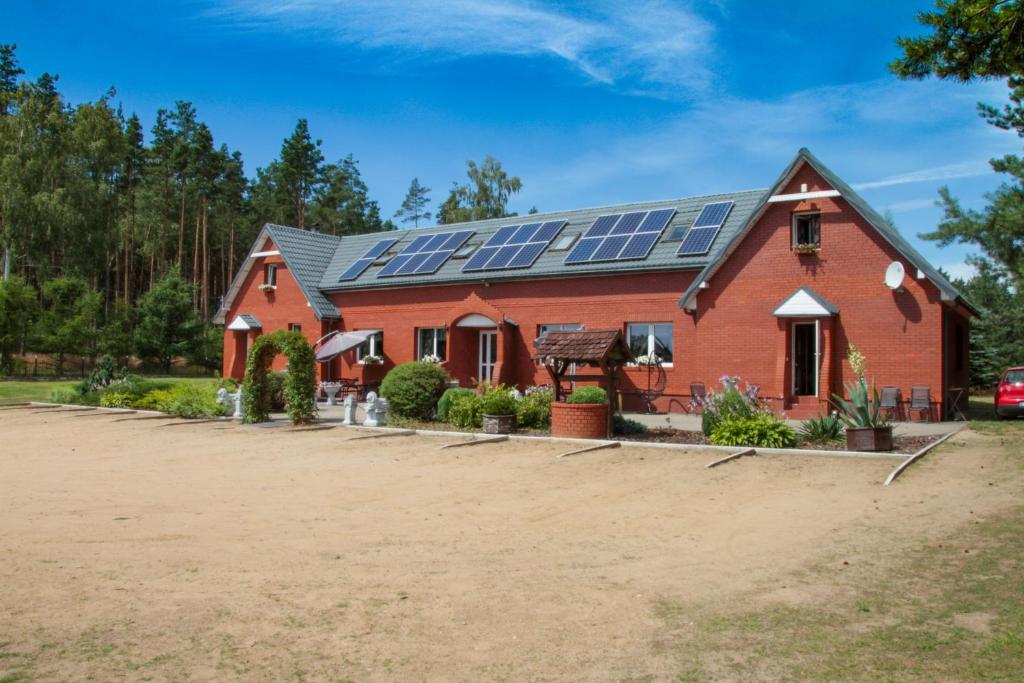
<box><xmin>241</xmin><ymin>330</ymin><xmax>318</xmax><ymax>425</ymax></box>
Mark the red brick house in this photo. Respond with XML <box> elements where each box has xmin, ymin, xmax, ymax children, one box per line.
<box><xmin>214</xmin><ymin>149</ymin><xmax>974</xmax><ymax>419</ymax></box>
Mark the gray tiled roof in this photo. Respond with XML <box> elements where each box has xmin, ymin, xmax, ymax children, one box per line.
<box><xmin>265</xmin><ymin>224</ymin><xmax>342</xmax><ymax>319</ymax></box>
<box><xmin>239</xmin><ymin>313</ymin><xmax>262</xmax><ymax>328</ymax></box>
<box><xmin>318</xmin><ymin>190</ymin><xmax>767</xmax><ymax>291</ymax></box>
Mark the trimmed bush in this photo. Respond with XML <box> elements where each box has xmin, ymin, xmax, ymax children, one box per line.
<box><xmin>380</xmin><ymin>361</ymin><xmax>452</xmax><ymax>420</ymax></box>
<box><xmin>161</xmin><ymin>382</ymin><xmax>223</xmax><ymax>419</ymax></box>
<box><xmin>710</xmin><ymin>413</ymin><xmax>796</xmax><ymax>448</ymax></box>
<box><xmin>449</xmin><ymin>392</ymin><xmax>483</xmax><ymax>429</ymax></box>
<box><xmin>516</xmin><ymin>387</ymin><xmax>553</xmax><ymax>430</ymax></box>
<box><xmin>47</xmin><ymin>388</ymin><xmax>85</xmax><ymax>405</ymax></box>
<box><xmin>613</xmin><ymin>414</ymin><xmax>647</xmax><ymax>435</ymax></box>
<box><xmin>565</xmin><ymin>386</ymin><xmax>607</xmax><ymax>404</ymax></box>
<box><xmin>701</xmin><ymin>388</ymin><xmax>757</xmax><ymax>436</ymax></box>
<box><xmin>133</xmin><ymin>388</ymin><xmax>173</xmax><ymax>411</ymax></box>
<box><xmin>480</xmin><ymin>385</ymin><xmax>517</xmax><ymax>416</ymax></box>
<box><xmin>99</xmin><ymin>392</ymin><xmax>134</xmax><ymax>408</ymax></box>
<box><xmin>438</xmin><ymin>387</ymin><xmax>475</xmax><ymax>422</ymax></box>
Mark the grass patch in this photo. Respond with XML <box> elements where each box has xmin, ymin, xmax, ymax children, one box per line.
<box><xmin>653</xmin><ymin>501</ymin><xmax>1024</xmax><ymax>681</ymax></box>
<box><xmin>968</xmin><ymin>395</ymin><xmax>1024</xmax><ymax>436</ymax></box>
<box><xmin>0</xmin><ymin>377</ymin><xmax>214</xmax><ymax>405</ymax></box>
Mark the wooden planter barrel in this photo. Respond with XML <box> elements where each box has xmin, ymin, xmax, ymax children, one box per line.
<box><xmin>551</xmin><ymin>402</ymin><xmax>609</xmax><ymax>440</ymax></box>
<box><xmin>846</xmin><ymin>426</ymin><xmax>894</xmax><ymax>452</ymax></box>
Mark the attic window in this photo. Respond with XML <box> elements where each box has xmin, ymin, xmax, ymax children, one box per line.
<box><xmin>264</xmin><ymin>263</ymin><xmax>278</xmax><ymax>287</ymax></box>
<box><xmin>453</xmin><ymin>243</ymin><xmax>480</xmax><ymax>259</ymax></box>
<box><xmin>792</xmin><ymin>213</ymin><xmax>821</xmax><ymax>249</ymax></box>
<box><xmin>550</xmin><ymin>234</ymin><xmax>578</xmax><ymax>251</ymax></box>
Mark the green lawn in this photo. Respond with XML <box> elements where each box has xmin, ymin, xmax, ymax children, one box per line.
<box><xmin>968</xmin><ymin>395</ymin><xmax>1024</xmax><ymax>436</ymax></box>
<box><xmin>0</xmin><ymin>377</ymin><xmax>214</xmax><ymax>405</ymax></box>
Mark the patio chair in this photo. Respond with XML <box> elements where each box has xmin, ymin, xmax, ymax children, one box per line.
<box><xmin>687</xmin><ymin>382</ymin><xmax>707</xmax><ymax>413</ymax></box>
<box><xmin>879</xmin><ymin>386</ymin><xmax>901</xmax><ymax>421</ymax></box>
<box><xmin>909</xmin><ymin>385</ymin><xmax>931</xmax><ymax>422</ymax></box>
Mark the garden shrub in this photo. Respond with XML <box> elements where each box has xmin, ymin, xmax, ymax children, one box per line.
<box><xmin>613</xmin><ymin>414</ymin><xmax>647</xmax><ymax>435</ymax></box>
<box><xmin>160</xmin><ymin>382</ymin><xmax>223</xmax><ymax>419</ymax></box>
<box><xmin>480</xmin><ymin>385</ymin><xmax>518</xmax><ymax>416</ymax></box>
<box><xmin>516</xmin><ymin>387</ymin><xmax>553</xmax><ymax>429</ymax></box>
<box><xmin>701</xmin><ymin>388</ymin><xmax>757</xmax><ymax>436</ymax></box>
<box><xmin>99</xmin><ymin>392</ymin><xmax>134</xmax><ymax>408</ymax></box>
<box><xmin>710</xmin><ymin>413</ymin><xmax>797</xmax><ymax>448</ymax></box>
<box><xmin>448</xmin><ymin>392</ymin><xmax>483</xmax><ymax>429</ymax></box>
<box><xmin>380</xmin><ymin>361</ymin><xmax>452</xmax><ymax>420</ymax></box>
<box><xmin>799</xmin><ymin>413</ymin><xmax>845</xmax><ymax>444</ymax></box>
<box><xmin>565</xmin><ymin>386</ymin><xmax>607</xmax><ymax>404</ymax></box>
<box><xmin>47</xmin><ymin>388</ymin><xmax>83</xmax><ymax>405</ymax></box>
<box><xmin>438</xmin><ymin>387</ymin><xmax>475</xmax><ymax>422</ymax></box>
<box><xmin>133</xmin><ymin>388</ymin><xmax>174</xmax><ymax>411</ymax></box>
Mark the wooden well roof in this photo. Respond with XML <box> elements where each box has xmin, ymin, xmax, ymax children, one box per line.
<box><xmin>532</xmin><ymin>329</ymin><xmax>633</xmax><ymax>363</ymax></box>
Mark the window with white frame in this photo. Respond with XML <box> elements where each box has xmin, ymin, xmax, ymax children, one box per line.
<box><xmin>627</xmin><ymin>323</ymin><xmax>673</xmax><ymax>364</ymax></box>
<box><xmin>792</xmin><ymin>212</ymin><xmax>821</xmax><ymax>248</ymax></box>
<box><xmin>538</xmin><ymin>322</ymin><xmax>582</xmax><ymax>338</ymax></box>
<box><xmin>264</xmin><ymin>263</ymin><xmax>277</xmax><ymax>286</ymax></box>
<box><xmin>355</xmin><ymin>331</ymin><xmax>383</xmax><ymax>362</ymax></box>
<box><xmin>417</xmin><ymin>327</ymin><xmax>447</xmax><ymax>361</ymax></box>
<box><xmin>288</xmin><ymin>323</ymin><xmax>302</xmax><ymax>333</ymax></box>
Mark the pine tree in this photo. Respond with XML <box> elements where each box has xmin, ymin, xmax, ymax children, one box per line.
<box><xmin>394</xmin><ymin>177</ymin><xmax>432</xmax><ymax>228</ymax></box>
<box><xmin>278</xmin><ymin>119</ymin><xmax>324</xmax><ymax>228</ymax></box>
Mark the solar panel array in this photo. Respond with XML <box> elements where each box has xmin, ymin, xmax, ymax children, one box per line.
<box><xmin>337</xmin><ymin>238</ymin><xmax>400</xmax><ymax>281</ymax></box>
<box><xmin>462</xmin><ymin>220</ymin><xmax>567</xmax><ymax>272</ymax></box>
<box><xmin>676</xmin><ymin>201</ymin><xmax>734</xmax><ymax>256</ymax></box>
<box><xmin>564</xmin><ymin>208</ymin><xmax>676</xmax><ymax>264</ymax></box>
<box><xmin>376</xmin><ymin>230</ymin><xmax>474</xmax><ymax>277</ymax></box>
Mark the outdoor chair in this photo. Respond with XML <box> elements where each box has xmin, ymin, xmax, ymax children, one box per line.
<box><xmin>879</xmin><ymin>385</ymin><xmax>901</xmax><ymax>421</ymax></box>
<box><xmin>687</xmin><ymin>382</ymin><xmax>707</xmax><ymax>413</ymax></box>
<box><xmin>909</xmin><ymin>385</ymin><xmax>931</xmax><ymax>422</ymax></box>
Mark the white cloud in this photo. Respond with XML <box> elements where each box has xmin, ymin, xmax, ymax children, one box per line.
<box><xmin>852</xmin><ymin>160</ymin><xmax>993</xmax><ymax>191</ymax></box>
<box><xmin>209</xmin><ymin>0</ymin><xmax>714</xmax><ymax>96</ymax></box>
<box><xmin>938</xmin><ymin>261</ymin><xmax>978</xmax><ymax>282</ymax></box>
<box><xmin>879</xmin><ymin>198</ymin><xmax>940</xmax><ymax>213</ymax></box>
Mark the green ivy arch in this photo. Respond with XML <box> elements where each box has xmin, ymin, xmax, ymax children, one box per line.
<box><xmin>241</xmin><ymin>330</ymin><xmax>318</xmax><ymax>425</ymax></box>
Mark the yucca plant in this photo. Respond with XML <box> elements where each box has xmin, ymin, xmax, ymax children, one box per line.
<box><xmin>831</xmin><ymin>377</ymin><xmax>892</xmax><ymax>429</ymax></box>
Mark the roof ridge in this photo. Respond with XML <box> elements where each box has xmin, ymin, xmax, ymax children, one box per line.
<box><xmin>266</xmin><ymin>223</ymin><xmax>342</xmax><ymax>241</ymax></box>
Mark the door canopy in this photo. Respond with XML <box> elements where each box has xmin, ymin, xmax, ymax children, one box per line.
<box><xmin>456</xmin><ymin>313</ymin><xmax>498</xmax><ymax>328</ymax></box>
<box><xmin>773</xmin><ymin>287</ymin><xmax>839</xmax><ymax>318</ymax></box>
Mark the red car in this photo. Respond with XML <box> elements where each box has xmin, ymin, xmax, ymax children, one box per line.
<box><xmin>995</xmin><ymin>367</ymin><xmax>1024</xmax><ymax>419</ymax></box>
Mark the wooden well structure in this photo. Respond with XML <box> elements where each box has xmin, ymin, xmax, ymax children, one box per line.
<box><xmin>532</xmin><ymin>329</ymin><xmax>634</xmax><ymax>435</ymax></box>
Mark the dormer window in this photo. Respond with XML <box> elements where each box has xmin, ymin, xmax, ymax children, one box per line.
<box><xmin>264</xmin><ymin>263</ymin><xmax>278</xmax><ymax>287</ymax></box>
<box><xmin>792</xmin><ymin>213</ymin><xmax>821</xmax><ymax>251</ymax></box>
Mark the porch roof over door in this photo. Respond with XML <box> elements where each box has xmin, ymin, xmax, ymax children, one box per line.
<box><xmin>772</xmin><ymin>287</ymin><xmax>839</xmax><ymax>317</ymax></box>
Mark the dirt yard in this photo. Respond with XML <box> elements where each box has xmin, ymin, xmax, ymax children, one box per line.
<box><xmin>1</xmin><ymin>408</ymin><xmax>1022</xmax><ymax>681</ymax></box>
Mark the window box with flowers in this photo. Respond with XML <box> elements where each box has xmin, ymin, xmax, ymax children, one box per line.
<box><xmin>258</xmin><ymin>283</ymin><xmax>277</xmax><ymax>292</ymax></box>
<box><xmin>793</xmin><ymin>243</ymin><xmax>820</xmax><ymax>255</ymax></box>
<box><xmin>634</xmin><ymin>353</ymin><xmax>662</xmax><ymax>367</ymax></box>
<box><xmin>420</xmin><ymin>353</ymin><xmax>442</xmax><ymax>364</ymax></box>
<box><xmin>360</xmin><ymin>354</ymin><xmax>383</xmax><ymax>365</ymax></box>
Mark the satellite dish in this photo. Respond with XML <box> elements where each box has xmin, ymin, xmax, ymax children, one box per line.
<box><xmin>884</xmin><ymin>261</ymin><xmax>905</xmax><ymax>291</ymax></box>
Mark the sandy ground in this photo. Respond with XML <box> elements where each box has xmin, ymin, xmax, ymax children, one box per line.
<box><xmin>0</xmin><ymin>408</ymin><xmax>1021</xmax><ymax>681</ymax></box>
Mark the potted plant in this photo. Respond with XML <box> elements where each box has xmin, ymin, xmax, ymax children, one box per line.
<box><xmin>551</xmin><ymin>386</ymin><xmax>610</xmax><ymax>439</ymax></box>
<box><xmin>481</xmin><ymin>386</ymin><xmax>518</xmax><ymax>434</ymax></box>
<box><xmin>420</xmin><ymin>353</ymin><xmax>442</xmax><ymax>364</ymax></box>
<box><xmin>793</xmin><ymin>243</ymin><xmax>820</xmax><ymax>254</ymax></box>
<box><xmin>360</xmin><ymin>354</ymin><xmax>383</xmax><ymax>365</ymax></box>
<box><xmin>831</xmin><ymin>346</ymin><xmax>893</xmax><ymax>451</ymax></box>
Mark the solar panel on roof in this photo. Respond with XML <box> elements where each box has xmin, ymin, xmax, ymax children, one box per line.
<box><xmin>337</xmin><ymin>238</ymin><xmax>400</xmax><ymax>281</ymax></box>
<box><xmin>675</xmin><ymin>201</ymin><xmax>733</xmax><ymax>257</ymax></box>
<box><xmin>462</xmin><ymin>220</ymin><xmax>567</xmax><ymax>272</ymax></box>
<box><xmin>376</xmin><ymin>230</ymin><xmax>474</xmax><ymax>277</ymax></box>
<box><xmin>563</xmin><ymin>208</ymin><xmax>675</xmax><ymax>265</ymax></box>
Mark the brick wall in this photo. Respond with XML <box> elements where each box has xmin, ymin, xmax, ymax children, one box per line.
<box><xmin>551</xmin><ymin>401</ymin><xmax>609</xmax><ymax>439</ymax></box>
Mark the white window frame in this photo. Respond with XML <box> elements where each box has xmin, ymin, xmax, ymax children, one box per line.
<box><xmin>626</xmin><ymin>322</ymin><xmax>674</xmax><ymax>367</ymax></box>
<box><xmin>288</xmin><ymin>323</ymin><xmax>302</xmax><ymax>333</ymax></box>
<box><xmin>355</xmin><ymin>331</ymin><xmax>383</xmax><ymax>363</ymax></box>
<box><xmin>264</xmin><ymin>263</ymin><xmax>278</xmax><ymax>287</ymax></box>
<box><xmin>417</xmin><ymin>327</ymin><xmax>447</xmax><ymax>361</ymax></box>
<box><xmin>791</xmin><ymin>212</ymin><xmax>821</xmax><ymax>248</ymax></box>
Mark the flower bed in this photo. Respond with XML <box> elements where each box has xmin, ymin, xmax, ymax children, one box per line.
<box><xmin>615</xmin><ymin>427</ymin><xmax>939</xmax><ymax>453</ymax></box>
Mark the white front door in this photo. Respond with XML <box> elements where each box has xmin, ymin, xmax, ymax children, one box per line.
<box><xmin>479</xmin><ymin>330</ymin><xmax>497</xmax><ymax>383</ymax></box>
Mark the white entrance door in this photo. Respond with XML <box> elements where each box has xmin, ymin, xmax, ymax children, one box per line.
<box><xmin>479</xmin><ymin>330</ymin><xmax>497</xmax><ymax>383</ymax></box>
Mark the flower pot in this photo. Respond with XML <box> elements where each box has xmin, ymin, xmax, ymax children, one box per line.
<box><xmin>551</xmin><ymin>401</ymin><xmax>609</xmax><ymax>440</ymax></box>
<box><xmin>846</xmin><ymin>426</ymin><xmax>894</xmax><ymax>452</ymax></box>
<box><xmin>482</xmin><ymin>413</ymin><xmax>516</xmax><ymax>434</ymax></box>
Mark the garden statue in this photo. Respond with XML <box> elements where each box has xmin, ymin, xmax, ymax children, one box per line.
<box><xmin>216</xmin><ymin>386</ymin><xmax>244</xmax><ymax>419</ymax></box>
<box><xmin>362</xmin><ymin>392</ymin><xmax>389</xmax><ymax>427</ymax></box>
<box><xmin>320</xmin><ymin>381</ymin><xmax>342</xmax><ymax>406</ymax></box>
<box><xmin>342</xmin><ymin>394</ymin><xmax>357</xmax><ymax>425</ymax></box>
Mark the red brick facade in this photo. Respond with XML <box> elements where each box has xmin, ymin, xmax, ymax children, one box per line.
<box><xmin>222</xmin><ymin>164</ymin><xmax>971</xmax><ymax>420</ymax></box>
<box><xmin>551</xmin><ymin>402</ymin><xmax>611</xmax><ymax>440</ymax></box>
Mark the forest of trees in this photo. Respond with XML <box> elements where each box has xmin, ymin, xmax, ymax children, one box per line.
<box><xmin>0</xmin><ymin>44</ymin><xmax>524</xmax><ymax>375</ymax></box>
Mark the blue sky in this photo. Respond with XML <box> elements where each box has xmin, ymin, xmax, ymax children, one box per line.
<box><xmin>4</xmin><ymin>0</ymin><xmax>1020</xmax><ymax>279</ymax></box>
